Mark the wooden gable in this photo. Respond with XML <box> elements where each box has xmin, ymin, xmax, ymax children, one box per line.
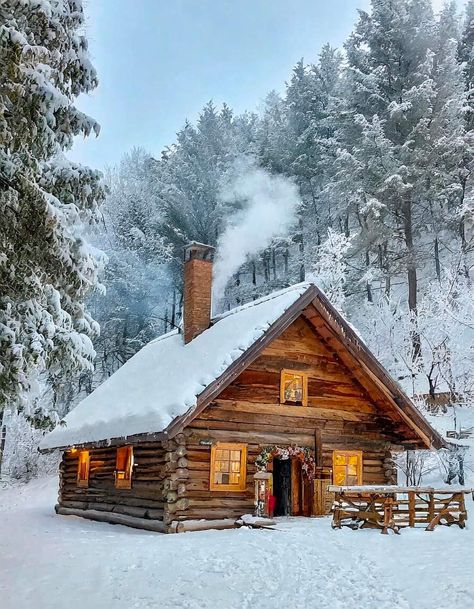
<box><xmin>191</xmin><ymin>314</ymin><xmax>421</xmax><ymax>450</ymax></box>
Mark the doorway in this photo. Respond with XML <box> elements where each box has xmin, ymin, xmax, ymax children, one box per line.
<box><xmin>273</xmin><ymin>458</ymin><xmax>312</xmax><ymax>517</ymax></box>
<box><xmin>273</xmin><ymin>458</ymin><xmax>291</xmax><ymax>516</ymax></box>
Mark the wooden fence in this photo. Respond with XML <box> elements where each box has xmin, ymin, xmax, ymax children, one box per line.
<box><xmin>328</xmin><ymin>485</ymin><xmax>472</xmax><ymax>534</ymax></box>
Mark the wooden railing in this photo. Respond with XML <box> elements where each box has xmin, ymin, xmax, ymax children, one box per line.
<box><xmin>328</xmin><ymin>485</ymin><xmax>472</xmax><ymax>534</ymax></box>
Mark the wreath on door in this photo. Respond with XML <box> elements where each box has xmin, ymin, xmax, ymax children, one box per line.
<box><xmin>255</xmin><ymin>445</ymin><xmax>316</xmax><ymax>481</ymax></box>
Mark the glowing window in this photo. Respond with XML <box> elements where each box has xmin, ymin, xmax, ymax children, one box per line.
<box><xmin>115</xmin><ymin>446</ymin><xmax>134</xmax><ymax>489</ymax></box>
<box><xmin>210</xmin><ymin>443</ymin><xmax>247</xmax><ymax>492</ymax></box>
<box><xmin>333</xmin><ymin>450</ymin><xmax>363</xmax><ymax>486</ymax></box>
<box><xmin>280</xmin><ymin>369</ymin><xmax>308</xmax><ymax>406</ymax></box>
<box><xmin>76</xmin><ymin>451</ymin><xmax>90</xmax><ymax>488</ymax></box>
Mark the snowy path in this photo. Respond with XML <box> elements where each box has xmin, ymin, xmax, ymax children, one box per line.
<box><xmin>0</xmin><ymin>478</ymin><xmax>472</xmax><ymax>609</ymax></box>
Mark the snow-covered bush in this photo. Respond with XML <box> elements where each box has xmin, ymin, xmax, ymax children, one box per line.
<box><xmin>2</xmin><ymin>413</ymin><xmax>58</xmax><ymax>481</ymax></box>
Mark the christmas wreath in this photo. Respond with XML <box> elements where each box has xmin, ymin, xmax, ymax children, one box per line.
<box><xmin>255</xmin><ymin>444</ymin><xmax>316</xmax><ymax>481</ymax></box>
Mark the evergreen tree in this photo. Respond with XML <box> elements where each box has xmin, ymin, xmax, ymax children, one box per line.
<box><xmin>154</xmin><ymin>102</ymin><xmax>256</xmax><ymax>287</ymax></box>
<box><xmin>0</xmin><ymin>1</ymin><xmax>105</xmax><ymax>412</ymax></box>
<box><xmin>459</xmin><ymin>0</ymin><xmax>474</xmax><ymax>130</ymax></box>
<box><xmin>335</xmin><ymin>0</ymin><xmax>471</xmax><ymax>350</ymax></box>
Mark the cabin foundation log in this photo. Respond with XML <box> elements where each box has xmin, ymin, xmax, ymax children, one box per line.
<box><xmin>56</xmin><ymin>505</ymin><xmax>168</xmax><ymax>532</ymax></box>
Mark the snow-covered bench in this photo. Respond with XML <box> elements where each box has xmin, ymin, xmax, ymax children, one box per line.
<box><xmin>329</xmin><ymin>485</ymin><xmax>472</xmax><ymax>534</ymax></box>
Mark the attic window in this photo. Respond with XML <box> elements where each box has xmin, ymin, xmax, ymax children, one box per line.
<box><xmin>115</xmin><ymin>446</ymin><xmax>134</xmax><ymax>489</ymax></box>
<box><xmin>210</xmin><ymin>443</ymin><xmax>247</xmax><ymax>492</ymax></box>
<box><xmin>76</xmin><ymin>451</ymin><xmax>90</xmax><ymax>488</ymax></box>
<box><xmin>280</xmin><ymin>370</ymin><xmax>308</xmax><ymax>406</ymax></box>
<box><xmin>333</xmin><ymin>450</ymin><xmax>363</xmax><ymax>486</ymax></box>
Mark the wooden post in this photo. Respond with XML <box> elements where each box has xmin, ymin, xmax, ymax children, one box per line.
<box><xmin>314</xmin><ymin>429</ymin><xmax>323</xmax><ymax>469</ymax></box>
<box><xmin>459</xmin><ymin>492</ymin><xmax>466</xmax><ymax>528</ymax></box>
<box><xmin>428</xmin><ymin>492</ymin><xmax>435</xmax><ymax>523</ymax></box>
<box><xmin>408</xmin><ymin>491</ymin><xmax>415</xmax><ymax>527</ymax></box>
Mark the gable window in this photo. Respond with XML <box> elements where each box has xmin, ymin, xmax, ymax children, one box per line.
<box><xmin>76</xmin><ymin>450</ymin><xmax>90</xmax><ymax>488</ymax></box>
<box><xmin>210</xmin><ymin>443</ymin><xmax>247</xmax><ymax>492</ymax></box>
<box><xmin>333</xmin><ymin>450</ymin><xmax>363</xmax><ymax>486</ymax></box>
<box><xmin>280</xmin><ymin>369</ymin><xmax>308</xmax><ymax>406</ymax></box>
<box><xmin>115</xmin><ymin>446</ymin><xmax>134</xmax><ymax>489</ymax></box>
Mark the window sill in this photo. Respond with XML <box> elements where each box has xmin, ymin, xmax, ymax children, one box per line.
<box><xmin>209</xmin><ymin>485</ymin><xmax>247</xmax><ymax>492</ymax></box>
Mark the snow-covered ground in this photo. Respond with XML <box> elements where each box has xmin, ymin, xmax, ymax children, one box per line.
<box><xmin>0</xmin><ymin>477</ymin><xmax>473</xmax><ymax>609</ymax></box>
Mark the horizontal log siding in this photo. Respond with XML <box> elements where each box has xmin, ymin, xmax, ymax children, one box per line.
<box><xmin>58</xmin><ymin>442</ymin><xmax>167</xmax><ymax>521</ymax></box>
<box><xmin>184</xmin><ymin>317</ymin><xmax>400</xmax><ymax>521</ymax></box>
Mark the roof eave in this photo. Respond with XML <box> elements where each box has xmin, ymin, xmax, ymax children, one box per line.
<box><xmin>38</xmin><ymin>430</ymin><xmax>167</xmax><ymax>454</ymax></box>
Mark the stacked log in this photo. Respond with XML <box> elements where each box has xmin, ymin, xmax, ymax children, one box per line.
<box><xmin>383</xmin><ymin>450</ymin><xmax>398</xmax><ymax>484</ymax></box>
<box><xmin>58</xmin><ymin>442</ymin><xmax>167</xmax><ymax>523</ymax></box>
<box><xmin>163</xmin><ymin>433</ymin><xmax>190</xmax><ymax>528</ymax></box>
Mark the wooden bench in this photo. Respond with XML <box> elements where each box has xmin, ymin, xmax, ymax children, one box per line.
<box><xmin>328</xmin><ymin>485</ymin><xmax>472</xmax><ymax>534</ymax></box>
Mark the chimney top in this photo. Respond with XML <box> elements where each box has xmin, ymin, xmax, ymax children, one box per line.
<box><xmin>184</xmin><ymin>242</ymin><xmax>215</xmax><ymax>262</ymax></box>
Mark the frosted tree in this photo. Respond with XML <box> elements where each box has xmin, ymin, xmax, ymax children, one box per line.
<box><xmin>154</xmin><ymin>103</ymin><xmax>258</xmax><ymax>291</ymax></box>
<box><xmin>459</xmin><ymin>0</ymin><xmax>474</xmax><ymax>130</ymax></box>
<box><xmin>258</xmin><ymin>47</ymin><xmax>344</xmax><ymax>282</ymax></box>
<box><xmin>334</xmin><ymin>0</ymin><xmax>472</xmax><ymax>360</ymax></box>
<box><xmin>310</xmin><ymin>229</ymin><xmax>351</xmax><ymax>313</ymax></box>
<box><xmin>0</xmin><ymin>1</ymin><xmax>105</xmax><ymax>413</ymax></box>
<box><xmin>416</xmin><ymin>260</ymin><xmax>474</xmax><ymax>401</ymax></box>
<box><xmin>2</xmin><ymin>411</ymin><xmax>58</xmax><ymax>481</ymax></box>
<box><xmin>84</xmin><ymin>149</ymin><xmax>173</xmax><ymax>391</ymax></box>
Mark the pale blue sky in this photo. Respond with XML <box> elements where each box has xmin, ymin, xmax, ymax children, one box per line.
<box><xmin>70</xmin><ymin>0</ymin><xmax>455</xmax><ymax>169</ymax></box>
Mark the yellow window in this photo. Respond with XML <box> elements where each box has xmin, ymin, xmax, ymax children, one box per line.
<box><xmin>76</xmin><ymin>450</ymin><xmax>90</xmax><ymax>488</ymax></box>
<box><xmin>210</xmin><ymin>443</ymin><xmax>247</xmax><ymax>492</ymax></box>
<box><xmin>115</xmin><ymin>446</ymin><xmax>134</xmax><ymax>489</ymax></box>
<box><xmin>280</xmin><ymin>369</ymin><xmax>308</xmax><ymax>406</ymax></box>
<box><xmin>333</xmin><ymin>450</ymin><xmax>363</xmax><ymax>486</ymax></box>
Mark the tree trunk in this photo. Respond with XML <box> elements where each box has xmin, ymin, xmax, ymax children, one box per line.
<box><xmin>434</xmin><ymin>237</ymin><xmax>441</xmax><ymax>283</ymax></box>
<box><xmin>0</xmin><ymin>410</ymin><xmax>7</xmax><ymax>475</ymax></box>
<box><xmin>365</xmin><ymin>250</ymin><xmax>373</xmax><ymax>303</ymax></box>
<box><xmin>402</xmin><ymin>197</ymin><xmax>421</xmax><ymax>361</ymax></box>
<box><xmin>298</xmin><ymin>216</ymin><xmax>305</xmax><ymax>282</ymax></box>
<box><xmin>171</xmin><ymin>289</ymin><xmax>177</xmax><ymax>328</ymax></box>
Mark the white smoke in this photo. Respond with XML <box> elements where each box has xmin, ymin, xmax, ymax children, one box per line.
<box><xmin>212</xmin><ymin>158</ymin><xmax>300</xmax><ymax>305</ymax></box>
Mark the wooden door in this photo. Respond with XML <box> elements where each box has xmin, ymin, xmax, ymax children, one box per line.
<box><xmin>291</xmin><ymin>459</ymin><xmax>301</xmax><ymax>515</ymax></box>
<box><xmin>302</xmin><ymin>477</ymin><xmax>312</xmax><ymax>516</ymax></box>
<box><xmin>290</xmin><ymin>459</ymin><xmax>312</xmax><ymax>516</ymax></box>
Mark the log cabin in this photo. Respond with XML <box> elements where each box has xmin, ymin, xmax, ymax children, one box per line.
<box><xmin>40</xmin><ymin>242</ymin><xmax>445</xmax><ymax>533</ymax></box>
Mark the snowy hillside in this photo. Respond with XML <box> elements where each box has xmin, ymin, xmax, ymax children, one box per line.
<box><xmin>0</xmin><ymin>477</ymin><xmax>472</xmax><ymax>609</ymax></box>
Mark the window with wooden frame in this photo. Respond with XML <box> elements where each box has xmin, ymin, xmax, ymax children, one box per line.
<box><xmin>115</xmin><ymin>446</ymin><xmax>134</xmax><ymax>489</ymax></box>
<box><xmin>333</xmin><ymin>450</ymin><xmax>363</xmax><ymax>486</ymax></box>
<box><xmin>280</xmin><ymin>369</ymin><xmax>308</xmax><ymax>406</ymax></box>
<box><xmin>210</xmin><ymin>443</ymin><xmax>247</xmax><ymax>492</ymax></box>
<box><xmin>76</xmin><ymin>450</ymin><xmax>90</xmax><ymax>488</ymax></box>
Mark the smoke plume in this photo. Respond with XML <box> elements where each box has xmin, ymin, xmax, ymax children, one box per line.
<box><xmin>212</xmin><ymin>158</ymin><xmax>300</xmax><ymax>305</ymax></box>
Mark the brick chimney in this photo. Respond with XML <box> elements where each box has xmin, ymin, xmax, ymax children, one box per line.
<box><xmin>183</xmin><ymin>242</ymin><xmax>215</xmax><ymax>344</ymax></box>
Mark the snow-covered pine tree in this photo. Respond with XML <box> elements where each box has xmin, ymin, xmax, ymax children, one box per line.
<box><xmin>88</xmin><ymin>149</ymin><xmax>173</xmax><ymax>386</ymax></box>
<box><xmin>0</xmin><ymin>1</ymin><xmax>105</xmax><ymax>413</ymax></box>
<box><xmin>154</xmin><ymin>102</ymin><xmax>258</xmax><ymax>292</ymax></box>
<box><xmin>334</xmin><ymin>0</ymin><xmax>472</xmax><ymax>361</ymax></box>
<box><xmin>459</xmin><ymin>0</ymin><xmax>474</xmax><ymax>130</ymax></box>
<box><xmin>310</xmin><ymin>228</ymin><xmax>351</xmax><ymax>313</ymax></box>
<box><xmin>258</xmin><ymin>47</ymin><xmax>344</xmax><ymax>280</ymax></box>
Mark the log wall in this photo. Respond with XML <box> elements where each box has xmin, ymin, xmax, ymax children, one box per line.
<box><xmin>58</xmin><ymin>442</ymin><xmax>166</xmax><ymax>522</ymax></box>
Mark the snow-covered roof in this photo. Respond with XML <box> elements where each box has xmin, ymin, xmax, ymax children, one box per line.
<box><xmin>40</xmin><ymin>283</ymin><xmax>311</xmax><ymax>450</ymax></box>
